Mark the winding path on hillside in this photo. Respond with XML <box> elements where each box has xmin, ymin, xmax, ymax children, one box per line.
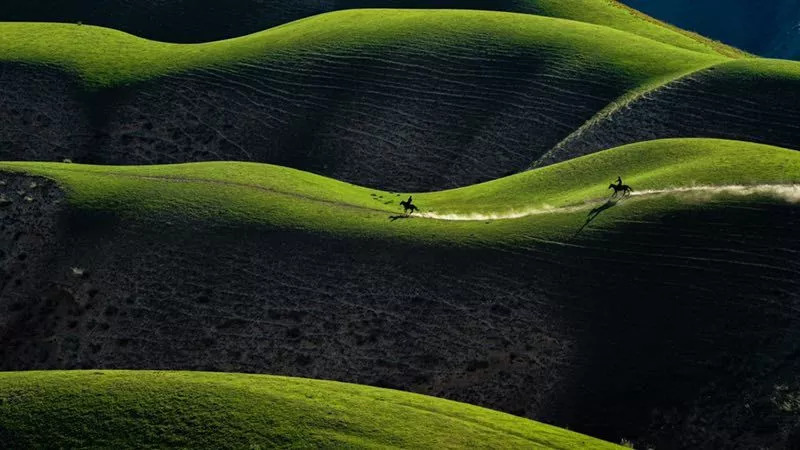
<box><xmin>421</xmin><ymin>184</ymin><xmax>800</xmax><ymax>221</ymax></box>
<box><xmin>25</xmin><ymin>164</ymin><xmax>798</xmax><ymax>221</ymax></box>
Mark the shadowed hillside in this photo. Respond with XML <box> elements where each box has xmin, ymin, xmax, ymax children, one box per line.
<box><xmin>0</xmin><ymin>12</ymin><xmax>722</xmax><ymax>191</ymax></box>
<box><xmin>1</xmin><ymin>139</ymin><xmax>799</xmax><ymax>448</ymax></box>
<box><xmin>537</xmin><ymin>59</ymin><xmax>800</xmax><ymax>167</ymax></box>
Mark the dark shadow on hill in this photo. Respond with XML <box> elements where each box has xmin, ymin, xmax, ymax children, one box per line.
<box><xmin>2</xmin><ymin>172</ymin><xmax>800</xmax><ymax>449</ymax></box>
<box><xmin>573</xmin><ymin>199</ymin><xmax>618</xmax><ymax>237</ymax></box>
<box><xmin>389</xmin><ymin>214</ymin><xmax>411</xmax><ymax>222</ymax></box>
<box><xmin>555</xmin><ymin>202</ymin><xmax>800</xmax><ymax>449</ymax></box>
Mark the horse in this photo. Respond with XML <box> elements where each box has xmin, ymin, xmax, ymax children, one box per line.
<box><xmin>399</xmin><ymin>196</ymin><xmax>419</xmax><ymax>215</ymax></box>
<box><xmin>608</xmin><ymin>183</ymin><xmax>633</xmax><ymax>197</ymax></box>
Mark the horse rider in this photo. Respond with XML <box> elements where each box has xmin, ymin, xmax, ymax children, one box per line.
<box><xmin>615</xmin><ymin>176</ymin><xmax>623</xmax><ymax>188</ymax></box>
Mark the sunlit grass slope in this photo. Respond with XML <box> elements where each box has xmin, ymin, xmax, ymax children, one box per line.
<box><xmin>0</xmin><ymin>0</ymin><xmax>747</xmax><ymax>58</ymax></box>
<box><xmin>0</xmin><ymin>370</ymin><xmax>619</xmax><ymax>448</ymax></box>
<box><xmin>523</xmin><ymin>0</ymin><xmax>748</xmax><ymax>58</ymax></box>
<box><xmin>710</xmin><ymin>57</ymin><xmax>800</xmax><ymax>81</ymax></box>
<box><xmin>0</xmin><ymin>9</ymin><xmax>725</xmax><ymax>89</ymax></box>
<box><xmin>0</xmin><ymin>138</ymin><xmax>797</xmax><ymax>243</ymax></box>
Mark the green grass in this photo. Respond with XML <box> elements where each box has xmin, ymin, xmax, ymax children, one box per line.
<box><xmin>708</xmin><ymin>57</ymin><xmax>800</xmax><ymax>81</ymax></box>
<box><xmin>1</xmin><ymin>138</ymin><xmax>797</xmax><ymax>245</ymax></box>
<box><xmin>0</xmin><ymin>370</ymin><xmax>620</xmax><ymax>448</ymax></box>
<box><xmin>0</xmin><ymin>9</ymin><xmax>725</xmax><ymax>89</ymax></box>
<box><xmin>0</xmin><ymin>0</ymin><xmax>748</xmax><ymax>59</ymax></box>
<box><xmin>523</xmin><ymin>0</ymin><xmax>749</xmax><ymax>58</ymax></box>
<box><xmin>424</xmin><ymin>138</ymin><xmax>800</xmax><ymax>213</ymax></box>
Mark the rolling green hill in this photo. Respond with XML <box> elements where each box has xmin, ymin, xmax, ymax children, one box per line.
<box><xmin>0</xmin><ymin>370</ymin><xmax>620</xmax><ymax>448</ymax></box>
<box><xmin>0</xmin><ymin>11</ymin><xmax>721</xmax><ymax>88</ymax></box>
<box><xmin>1</xmin><ymin>2</ymin><xmax>798</xmax><ymax>447</ymax></box>
<box><xmin>0</xmin><ymin>138</ymin><xmax>797</xmax><ymax>242</ymax></box>
<box><xmin>0</xmin><ymin>139</ymin><xmax>798</xmax><ymax>448</ymax></box>
<box><xmin>541</xmin><ymin>58</ymin><xmax>800</xmax><ymax>166</ymax></box>
<box><xmin>0</xmin><ymin>10</ymin><xmax>726</xmax><ymax>190</ymax></box>
<box><xmin>0</xmin><ymin>0</ymin><xmax>747</xmax><ymax>58</ymax></box>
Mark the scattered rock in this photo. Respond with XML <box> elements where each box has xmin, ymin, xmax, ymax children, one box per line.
<box><xmin>71</xmin><ymin>267</ymin><xmax>89</xmax><ymax>278</ymax></box>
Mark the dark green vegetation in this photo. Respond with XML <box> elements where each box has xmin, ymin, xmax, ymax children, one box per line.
<box><xmin>0</xmin><ymin>371</ymin><xmax>620</xmax><ymax>448</ymax></box>
<box><xmin>622</xmin><ymin>0</ymin><xmax>800</xmax><ymax>59</ymax></box>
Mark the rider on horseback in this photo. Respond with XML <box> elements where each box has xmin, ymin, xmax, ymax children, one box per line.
<box><xmin>608</xmin><ymin>176</ymin><xmax>632</xmax><ymax>197</ymax></box>
<box><xmin>400</xmin><ymin>196</ymin><xmax>419</xmax><ymax>215</ymax></box>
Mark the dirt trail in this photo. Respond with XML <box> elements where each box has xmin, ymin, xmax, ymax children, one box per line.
<box><xmin>420</xmin><ymin>184</ymin><xmax>800</xmax><ymax>221</ymax></box>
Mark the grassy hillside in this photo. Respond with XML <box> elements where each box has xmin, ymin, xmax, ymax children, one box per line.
<box><xmin>0</xmin><ymin>370</ymin><xmax>619</xmax><ymax>448</ymax></box>
<box><xmin>0</xmin><ymin>11</ymin><xmax>720</xmax><ymax>89</ymax></box>
<box><xmin>0</xmin><ymin>0</ymin><xmax>747</xmax><ymax>58</ymax></box>
<box><xmin>540</xmin><ymin>57</ymin><xmax>800</xmax><ymax>166</ymax></box>
<box><xmin>1</xmin><ymin>138</ymin><xmax>798</xmax><ymax>243</ymax></box>
<box><xmin>1</xmin><ymin>139</ymin><xmax>798</xmax><ymax>448</ymax></box>
<box><xmin>0</xmin><ymin>10</ymin><xmax>725</xmax><ymax>190</ymax></box>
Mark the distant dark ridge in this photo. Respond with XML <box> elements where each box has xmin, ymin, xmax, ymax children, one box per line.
<box><xmin>622</xmin><ymin>0</ymin><xmax>800</xmax><ymax>59</ymax></box>
<box><xmin>537</xmin><ymin>60</ymin><xmax>800</xmax><ymax>167</ymax></box>
<box><xmin>1</xmin><ymin>172</ymin><xmax>799</xmax><ymax>449</ymax></box>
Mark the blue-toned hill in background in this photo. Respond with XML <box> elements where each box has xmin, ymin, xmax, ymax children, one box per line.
<box><xmin>622</xmin><ymin>0</ymin><xmax>800</xmax><ymax>59</ymax></box>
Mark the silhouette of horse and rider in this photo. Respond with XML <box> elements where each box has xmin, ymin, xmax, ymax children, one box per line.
<box><xmin>608</xmin><ymin>176</ymin><xmax>633</xmax><ymax>197</ymax></box>
<box><xmin>399</xmin><ymin>196</ymin><xmax>419</xmax><ymax>215</ymax></box>
<box><xmin>575</xmin><ymin>176</ymin><xmax>633</xmax><ymax>236</ymax></box>
<box><xmin>389</xmin><ymin>195</ymin><xmax>419</xmax><ymax>221</ymax></box>
<box><xmin>392</xmin><ymin>177</ymin><xmax>628</xmax><ymax>226</ymax></box>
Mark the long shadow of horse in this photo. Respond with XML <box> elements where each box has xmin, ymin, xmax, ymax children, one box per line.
<box><xmin>574</xmin><ymin>199</ymin><xmax>618</xmax><ymax>237</ymax></box>
<box><xmin>389</xmin><ymin>215</ymin><xmax>412</xmax><ymax>222</ymax></box>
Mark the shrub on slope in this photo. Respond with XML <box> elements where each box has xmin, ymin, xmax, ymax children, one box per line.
<box><xmin>0</xmin><ymin>0</ymin><xmax>745</xmax><ymax>57</ymax></box>
<box><xmin>0</xmin><ymin>371</ymin><xmax>618</xmax><ymax>448</ymax></box>
<box><xmin>0</xmin><ymin>11</ymin><xmax>721</xmax><ymax>191</ymax></box>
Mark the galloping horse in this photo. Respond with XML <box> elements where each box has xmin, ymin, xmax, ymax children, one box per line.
<box><xmin>399</xmin><ymin>196</ymin><xmax>419</xmax><ymax>215</ymax></box>
<box><xmin>608</xmin><ymin>183</ymin><xmax>633</xmax><ymax>197</ymax></box>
